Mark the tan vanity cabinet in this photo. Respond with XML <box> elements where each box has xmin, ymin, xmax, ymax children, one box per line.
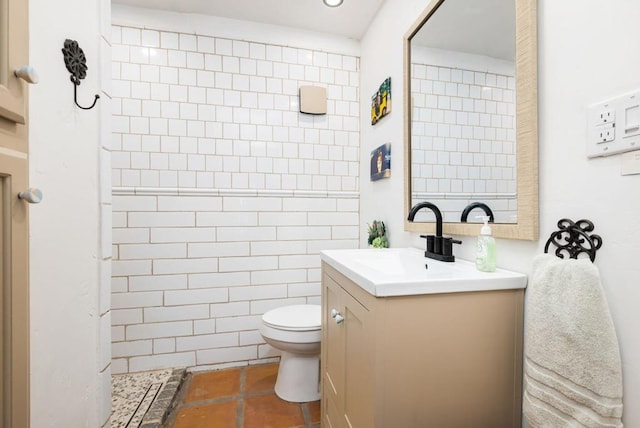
<box><xmin>321</xmin><ymin>261</ymin><xmax>524</xmax><ymax>428</ymax></box>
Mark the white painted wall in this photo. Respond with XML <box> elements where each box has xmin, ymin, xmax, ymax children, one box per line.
<box><xmin>28</xmin><ymin>0</ymin><xmax>111</xmax><ymax>426</ymax></box>
<box><xmin>360</xmin><ymin>0</ymin><xmax>640</xmax><ymax>425</ymax></box>
<box><xmin>359</xmin><ymin>0</ymin><xmax>422</xmax><ymax>249</ymax></box>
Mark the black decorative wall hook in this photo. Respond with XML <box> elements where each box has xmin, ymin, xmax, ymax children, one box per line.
<box><xmin>62</xmin><ymin>39</ymin><xmax>100</xmax><ymax>110</ymax></box>
<box><xmin>544</xmin><ymin>218</ymin><xmax>603</xmax><ymax>262</ymax></box>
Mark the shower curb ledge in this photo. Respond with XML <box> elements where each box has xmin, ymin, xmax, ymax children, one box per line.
<box><xmin>139</xmin><ymin>368</ymin><xmax>187</xmax><ymax>428</ymax></box>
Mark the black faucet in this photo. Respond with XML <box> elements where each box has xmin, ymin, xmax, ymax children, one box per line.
<box><xmin>408</xmin><ymin>201</ymin><xmax>443</xmax><ymax>235</ymax></box>
<box><xmin>460</xmin><ymin>202</ymin><xmax>495</xmax><ymax>223</ymax></box>
<box><xmin>408</xmin><ymin>202</ymin><xmax>461</xmax><ymax>262</ymax></box>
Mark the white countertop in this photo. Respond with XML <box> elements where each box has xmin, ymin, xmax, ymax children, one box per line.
<box><xmin>320</xmin><ymin>247</ymin><xmax>527</xmax><ymax>297</ymax></box>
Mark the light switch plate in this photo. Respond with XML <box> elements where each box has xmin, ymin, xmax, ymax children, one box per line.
<box><xmin>587</xmin><ymin>89</ymin><xmax>640</xmax><ymax>158</ymax></box>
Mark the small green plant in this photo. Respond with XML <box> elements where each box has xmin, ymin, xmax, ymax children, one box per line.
<box><xmin>367</xmin><ymin>220</ymin><xmax>389</xmax><ymax>248</ymax></box>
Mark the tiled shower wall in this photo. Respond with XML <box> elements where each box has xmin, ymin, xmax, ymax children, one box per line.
<box><xmin>110</xmin><ymin>24</ymin><xmax>360</xmax><ymax>373</ymax></box>
<box><xmin>410</xmin><ymin>51</ymin><xmax>517</xmax><ymax>223</ymax></box>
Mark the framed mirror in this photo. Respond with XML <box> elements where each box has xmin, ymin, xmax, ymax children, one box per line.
<box><xmin>403</xmin><ymin>0</ymin><xmax>538</xmax><ymax>240</ymax></box>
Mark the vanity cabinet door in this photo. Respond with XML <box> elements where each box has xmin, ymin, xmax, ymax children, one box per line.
<box><xmin>322</xmin><ymin>272</ymin><xmax>345</xmax><ymax>428</ymax></box>
<box><xmin>321</xmin><ymin>268</ymin><xmax>373</xmax><ymax>428</ymax></box>
<box><xmin>341</xmin><ymin>290</ymin><xmax>373</xmax><ymax>428</ymax></box>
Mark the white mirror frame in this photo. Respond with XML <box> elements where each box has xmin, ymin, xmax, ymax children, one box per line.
<box><xmin>404</xmin><ymin>0</ymin><xmax>538</xmax><ymax>240</ymax></box>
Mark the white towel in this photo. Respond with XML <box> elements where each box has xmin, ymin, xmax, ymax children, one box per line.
<box><xmin>523</xmin><ymin>254</ymin><xmax>623</xmax><ymax>428</ymax></box>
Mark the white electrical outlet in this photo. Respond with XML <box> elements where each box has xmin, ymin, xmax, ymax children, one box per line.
<box><xmin>587</xmin><ymin>89</ymin><xmax>640</xmax><ymax>158</ymax></box>
<box><xmin>594</xmin><ymin>123</ymin><xmax>615</xmax><ymax>143</ymax></box>
<box><xmin>597</xmin><ymin>109</ymin><xmax>615</xmax><ymax>125</ymax></box>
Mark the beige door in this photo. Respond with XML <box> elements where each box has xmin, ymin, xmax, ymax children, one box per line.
<box><xmin>0</xmin><ymin>0</ymin><xmax>30</xmax><ymax>425</ymax></box>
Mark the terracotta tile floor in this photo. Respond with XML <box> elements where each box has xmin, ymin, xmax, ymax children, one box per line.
<box><xmin>164</xmin><ymin>363</ymin><xmax>321</xmax><ymax>428</ymax></box>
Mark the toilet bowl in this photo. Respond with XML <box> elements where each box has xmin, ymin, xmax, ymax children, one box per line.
<box><xmin>259</xmin><ymin>304</ymin><xmax>321</xmax><ymax>402</ymax></box>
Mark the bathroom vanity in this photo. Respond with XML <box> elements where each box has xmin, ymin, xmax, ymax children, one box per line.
<box><xmin>320</xmin><ymin>248</ymin><xmax>527</xmax><ymax>428</ymax></box>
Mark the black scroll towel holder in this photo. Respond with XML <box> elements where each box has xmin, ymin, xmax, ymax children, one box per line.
<box><xmin>544</xmin><ymin>218</ymin><xmax>603</xmax><ymax>262</ymax></box>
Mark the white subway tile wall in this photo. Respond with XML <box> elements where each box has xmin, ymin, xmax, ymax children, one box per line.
<box><xmin>410</xmin><ymin>63</ymin><xmax>517</xmax><ymax>223</ymax></box>
<box><xmin>111</xmin><ymin>25</ymin><xmax>360</xmax><ymax>373</ymax></box>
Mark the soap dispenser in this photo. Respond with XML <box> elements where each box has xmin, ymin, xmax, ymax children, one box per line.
<box><xmin>476</xmin><ymin>216</ymin><xmax>496</xmax><ymax>272</ymax></box>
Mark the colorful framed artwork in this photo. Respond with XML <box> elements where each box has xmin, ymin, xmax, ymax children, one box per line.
<box><xmin>370</xmin><ymin>143</ymin><xmax>391</xmax><ymax>181</ymax></box>
<box><xmin>371</xmin><ymin>77</ymin><xmax>391</xmax><ymax>125</ymax></box>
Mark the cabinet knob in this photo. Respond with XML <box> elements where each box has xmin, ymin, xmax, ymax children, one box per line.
<box><xmin>14</xmin><ymin>66</ymin><xmax>39</xmax><ymax>84</ymax></box>
<box><xmin>331</xmin><ymin>309</ymin><xmax>344</xmax><ymax>324</ymax></box>
<box><xmin>18</xmin><ymin>188</ymin><xmax>43</xmax><ymax>204</ymax></box>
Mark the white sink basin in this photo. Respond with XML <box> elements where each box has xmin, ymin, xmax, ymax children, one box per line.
<box><xmin>320</xmin><ymin>247</ymin><xmax>527</xmax><ymax>297</ymax></box>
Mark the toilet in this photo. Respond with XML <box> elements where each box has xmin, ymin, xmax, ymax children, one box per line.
<box><xmin>259</xmin><ymin>304</ymin><xmax>322</xmax><ymax>402</ymax></box>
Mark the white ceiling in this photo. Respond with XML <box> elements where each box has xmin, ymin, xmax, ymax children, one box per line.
<box><xmin>412</xmin><ymin>0</ymin><xmax>515</xmax><ymax>61</ymax></box>
<box><xmin>112</xmin><ymin>0</ymin><xmax>386</xmax><ymax>40</ymax></box>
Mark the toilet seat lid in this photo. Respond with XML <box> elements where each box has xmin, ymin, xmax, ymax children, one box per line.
<box><xmin>262</xmin><ymin>305</ymin><xmax>321</xmax><ymax>331</ymax></box>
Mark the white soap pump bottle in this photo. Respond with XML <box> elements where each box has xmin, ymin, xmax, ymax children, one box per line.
<box><xmin>476</xmin><ymin>216</ymin><xmax>496</xmax><ymax>272</ymax></box>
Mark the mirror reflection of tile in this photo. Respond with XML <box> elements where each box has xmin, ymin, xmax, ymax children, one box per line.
<box><xmin>410</xmin><ymin>55</ymin><xmax>517</xmax><ymax>223</ymax></box>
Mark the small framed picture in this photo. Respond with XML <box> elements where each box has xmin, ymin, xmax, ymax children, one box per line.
<box><xmin>370</xmin><ymin>143</ymin><xmax>391</xmax><ymax>181</ymax></box>
<box><xmin>371</xmin><ymin>77</ymin><xmax>391</xmax><ymax>125</ymax></box>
